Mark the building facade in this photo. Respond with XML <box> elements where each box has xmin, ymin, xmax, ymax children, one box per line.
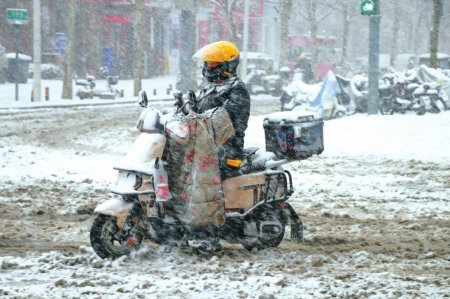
<box><xmin>0</xmin><ymin>0</ymin><xmax>280</xmax><ymax>78</ymax></box>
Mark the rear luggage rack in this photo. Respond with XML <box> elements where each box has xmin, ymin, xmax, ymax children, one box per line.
<box><xmin>260</xmin><ymin>170</ymin><xmax>293</xmax><ymax>202</ymax></box>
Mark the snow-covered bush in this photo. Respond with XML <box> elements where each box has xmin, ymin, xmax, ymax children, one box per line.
<box><xmin>28</xmin><ymin>63</ymin><xmax>64</xmax><ymax>80</ymax></box>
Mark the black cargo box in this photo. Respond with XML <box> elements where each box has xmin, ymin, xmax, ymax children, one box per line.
<box><xmin>263</xmin><ymin>114</ymin><xmax>324</xmax><ymax>160</ymax></box>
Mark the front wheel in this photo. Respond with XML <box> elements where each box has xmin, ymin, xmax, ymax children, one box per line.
<box><xmin>90</xmin><ymin>214</ymin><xmax>143</xmax><ymax>259</ymax></box>
<box><xmin>379</xmin><ymin>98</ymin><xmax>394</xmax><ymax>115</ymax></box>
<box><xmin>334</xmin><ymin>111</ymin><xmax>346</xmax><ymax>119</ymax></box>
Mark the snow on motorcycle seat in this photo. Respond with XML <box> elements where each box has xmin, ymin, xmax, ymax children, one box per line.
<box><xmin>239</xmin><ymin>147</ymin><xmax>280</xmax><ymax>172</ymax></box>
<box><xmin>263</xmin><ymin>112</ymin><xmax>324</xmax><ymax>161</ymax></box>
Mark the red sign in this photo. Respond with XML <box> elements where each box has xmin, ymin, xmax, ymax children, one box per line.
<box><xmin>102</xmin><ymin>16</ymin><xmax>132</xmax><ymax>23</ymax></box>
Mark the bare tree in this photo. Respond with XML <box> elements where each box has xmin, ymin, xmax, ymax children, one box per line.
<box><xmin>382</xmin><ymin>0</ymin><xmax>414</xmax><ymax>65</ymax></box>
<box><xmin>62</xmin><ymin>0</ymin><xmax>75</xmax><ymax>99</ymax></box>
<box><xmin>388</xmin><ymin>2</ymin><xmax>400</xmax><ymax>66</ymax></box>
<box><xmin>296</xmin><ymin>0</ymin><xmax>334</xmax><ymax>81</ymax></box>
<box><xmin>274</xmin><ymin>0</ymin><xmax>293</xmax><ymax>67</ymax></box>
<box><xmin>333</xmin><ymin>0</ymin><xmax>358</xmax><ymax>67</ymax></box>
<box><xmin>340</xmin><ymin>3</ymin><xmax>351</xmax><ymax>66</ymax></box>
<box><xmin>208</xmin><ymin>0</ymin><xmax>244</xmax><ymax>43</ymax></box>
<box><xmin>429</xmin><ymin>0</ymin><xmax>442</xmax><ymax>68</ymax></box>
<box><xmin>413</xmin><ymin>2</ymin><xmax>432</xmax><ymax>55</ymax></box>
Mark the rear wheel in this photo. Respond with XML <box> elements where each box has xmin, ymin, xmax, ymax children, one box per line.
<box><xmin>242</xmin><ymin>209</ymin><xmax>285</xmax><ymax>251</ymax></box>
<box><xmin>90</xmin><ymin>214</ymin><xmax>143</xmax><ymax>259</ymax></box>
<box><xmin>416</xmin><ymin>106</ymin><xmax>426</xmax><ymax>115</ymax></box>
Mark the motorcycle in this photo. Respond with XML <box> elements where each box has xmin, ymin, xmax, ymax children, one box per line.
<box><xmin>90</xmin><ymin>91</ymin><xmax>324</xmax><ymax>259</ymax></box>
<box><xmin>349</xmin><ymin>75</ymin><xmax>369</xmax><ymax>113</ymax></box>
<box><xmin>412</xmin><ymin>82</ymin><xmax>447</xmax><ymax>114</ymax></box>
<box><xmin>280</xmin><ymin>74</ymin><xmax>347</xmax><ymax>120</ymax></box>
<box><xmin>379</xmin><ymin>73</ymin><xmax>408</xmax><ymax>115</ymax></box>
<box><xmin>75</xmin><ymin>67</ymin><xmax>122</xmax><ymax>100</ymax></box>
<box><xmin>244</xmin><ymin>66</ymin><xmax>268</xmax><ymax>95</ymax></box>
<box><xmin>74</xmin><ymin>75</ymin><xmax>96</xmax><ymax>99</ymax></box>
<box><xmin>381</xmin><ymin>70</ymin><xmax>421</xmax><ymax>114</ymax></box>
<box><xmin>264</xmin><ymin>67</ymin><xmax>291</xmax><ymax>97</ymax></box>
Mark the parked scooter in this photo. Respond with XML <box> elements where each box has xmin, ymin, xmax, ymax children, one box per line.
<box><xmin>349</xmin><ymin>75</ymin><xmax>369</xmax><ymax>113</ymax></box>
<box><xmin>379</xmin><ymin>69</ymin><xmax>446</xmax><ymax>115</ymax></box>
<box><xmin>90</xmin><ymin>91</ymin><xmax>324</xmax><ymax>258</ymax></box>
<box><xmin>379</xmin><ymin>73</ymin><xmax>405</xmax><ymax>115</ymax></box>
<box><xmin>244</xmin><ymin>65</ymin><xmax>268</xmax><ymax>95</ymax></box>
<box><xmin>280</xmin><ymin>74</ymin><xmax>347</xmax><ymax>120</ymax></box>
<box><xmin>75</xmin><ymin>67</ymin><xmax>122</xmax><ymax>100</ymax></box>
<box><xmin>75</xmin><ymin>75</ymin><xmax>96</xmax><ymax>99</ymax></box>
<box><xmin>264</xmin><ymin>67</ymin><xmax>291</xmax><ymax>97</ymax></box>
<box><xmin>97</xmin><ymin>66</ymin><xmax>122</xmax><ymax>99</ymax></box>
<box><xmin>412</xmin><ymin>82</ymin><xmax>446</xmax><ymax>114</ymax></box>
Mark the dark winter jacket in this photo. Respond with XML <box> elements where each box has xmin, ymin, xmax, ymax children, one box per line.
<box><xmin>295</xmin><ymin>58</ymin><xmax>314</xmax><ymax>83</ymax></box>
<box><xmin>195</xmin><ymin>77</ymin><xmax>251</xmax><ymax>178</ymax></box>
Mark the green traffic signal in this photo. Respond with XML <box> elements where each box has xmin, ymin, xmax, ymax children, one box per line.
<box><xmin>360</xmin><ymin>0</ymin><xmax>378</xmax><ymax>15</ymax></box>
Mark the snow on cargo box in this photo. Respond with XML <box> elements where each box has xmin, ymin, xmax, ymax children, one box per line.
<box><xmin>263</xmin><ymin>114</ymin><xmax>324</xmax><ymax>161</ymax></box>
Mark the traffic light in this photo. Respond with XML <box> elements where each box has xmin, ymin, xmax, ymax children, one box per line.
<box><xmin>360</xmin><ymin>0</ymin><xmax>378</xmax><ymax>16</ymax></box>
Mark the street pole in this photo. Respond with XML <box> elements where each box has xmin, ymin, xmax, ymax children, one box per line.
<box><xmin>33</xmin><ymin>0</ymin><xmax>41</xmax><ymax>102</ymax></box>
<box><xmin>7</xmin><ymin>8</ymin><xmax>29</xmax><ymax>102</ymax></box>
<box><xmin>240</xmin><ymin>0</ymin><xmax>249</xmax><ymax>79</ymax></box>
<box><xmin>13</xmin><ymin>25</ymin><xmax>20</xmax><ymax>102</ymax></box>
<box><xmin>367</xmin><ymin>0</ymin><xmax>380</xmax><ymax>115</ymax></box>
<box><xmin>179</xmin><ymin>9</ymin><xmax>195</xmax><ymax>92</ymax></box>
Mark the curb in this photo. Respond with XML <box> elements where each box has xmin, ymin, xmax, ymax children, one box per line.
<box><xmin>0</xmin><ymin>95</ymin><xmax>278</xmax><ymax>111</ymax></box>
<box><xmin>0</xmin><ymin>97</ymin><xmax>174</xmax><ymax>110</ymax></box>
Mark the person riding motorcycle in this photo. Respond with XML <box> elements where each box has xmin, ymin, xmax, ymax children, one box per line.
<box><xmin>163</xmin><ymin>41</ymin><xmax>251</xmax><ymax>252</ymax></box>
<box><xmin>191</xmin><ymin>40</ymin><xmax>251</xmax><ymax>180</ymax></box>
<box><xmin>295</xmin><ymin>53</ymin><xmax>314</xmax><ymax>84</ymax></box>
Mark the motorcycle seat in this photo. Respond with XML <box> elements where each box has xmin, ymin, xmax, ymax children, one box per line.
<box><xmin>406</xmin><ymin>83</ymin><xmax>419</xmax><ymax>90</ymax></box>
<box><xmin>75</xmin><ymin>79</ymin><xmax>89</xmax><ymax>86</ymax></box>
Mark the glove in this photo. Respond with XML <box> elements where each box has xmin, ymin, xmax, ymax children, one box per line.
<box><xmin>173</xmin><ymin>92</ymin><xmax>184</xmax><ymax>109</ymax></box>
<box><xmin>187</xmin><ymin>90</ymin><xmax>197</xmax><ymax>112</ymax></box>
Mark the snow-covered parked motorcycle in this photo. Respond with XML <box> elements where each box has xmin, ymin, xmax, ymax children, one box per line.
<box><xmin>412</xmin><ymin>82</ymin><xmax>447</xmax><ymax>114</ymax></box>
<box><xmin>75</xmin><ymin>67</ymin><xmax>122</xmax><ymax>100</ymax></box>
<box><xmin>280</xmin><ymin>72</ymin><xmax>347</xmax><ymax>119</ymax></box>
<box><xmin>90</xmin><ymin>91</ymin><xmax>324</xmax><ymax>259</ymax></box>
<box><xmin>74</xmin><ymin>75</ymin><xmax>96</xmax><ymax>99</ymax></box>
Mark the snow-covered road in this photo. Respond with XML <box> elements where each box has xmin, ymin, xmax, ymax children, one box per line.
<box><xmin>0</xmin><ymin>104</ymin><xmax>449</xmax><ymax>298</ymax></box>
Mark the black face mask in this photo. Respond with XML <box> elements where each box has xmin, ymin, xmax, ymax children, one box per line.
<box><xmin>203</xmin><ymin>62</ymin><xmax>229</xmax><ymax>83</ymax></box>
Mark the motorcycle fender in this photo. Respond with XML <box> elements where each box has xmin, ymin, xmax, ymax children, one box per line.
<box><xmin>94</xmin><ymin>198</ymin><xmax>133</xmax><ymax>218</ymax></box>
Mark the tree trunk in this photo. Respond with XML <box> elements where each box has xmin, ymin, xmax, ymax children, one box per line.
<box><xmin>340</xmin><ymin>3</ymin><xmax>350</xmax><ymax>66</ymax></box>
<box><xmin>429</xmin><ymin>0</ymin><xmax>442</xmax><ymax>68</ymax></box>
<box><xmin>279</xmin><ymin>0</ymin><xmax>293</xmax><ymax>67</ymax></box>
<box><xmin>133</xmin><ymin>0</ymin><xmax>144</xmax><ymax>97</ymax></box>
<box><xmin>62</xmin><ymin>0</ymin><xmax>75</xmax><ymax>99</ymax></box>
<box><xmin>309</xmin><ymin>1</ymin><xmax>318</xmax><ymax>81</ymax></box>
<box><xmin>226</xmin><ymin>13</ymin><xmax>239</xmax><ymax>43</ymax></box>
<box><xmin>412</xmin><ymin>7</ymin><xmax>426</xmax><ymax>56</ymax></box>
<box><xmin>390</xmin><ymin>1</ymin><xmax>400</xmax><ymax>66</ymax></box>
